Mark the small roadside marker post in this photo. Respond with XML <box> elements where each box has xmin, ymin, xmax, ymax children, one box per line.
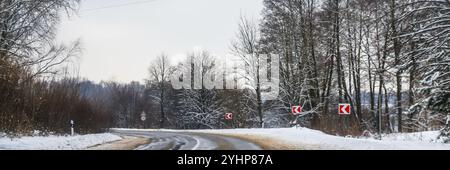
<box><xmin>70</xmin><ymin>120</ymin><xmax>75</xmax><ymax>136</ymax></box>
<box><xmin>141</xmin><ymin>111</ymin><xmax>147</xmax><ymax>129</ymax></box>
<box><xmin>446</xmin><ymin>114</ymin><xmax>450</xmax><ymax>125</ymax></box>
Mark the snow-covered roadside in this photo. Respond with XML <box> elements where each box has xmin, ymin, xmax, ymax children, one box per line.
<box><xmin>189</xmin><ymin>128</ymin><xmax>450</xmax><ymax>150</ymax></box>
<box><xmin>377</xmin><ymin>131</ymin><xmax>441</xmax><ymax>143</ymax></box>
<box><xmin>0</xmin><ymin>133</ymin><xmax>122</xmax><ymax>150</ymax></box>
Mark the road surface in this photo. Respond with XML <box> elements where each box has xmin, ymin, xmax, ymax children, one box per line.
<box><xmin>110</xmin><ymin>129</ymin><xmax>262</xmax><ymax>150</ymax></box>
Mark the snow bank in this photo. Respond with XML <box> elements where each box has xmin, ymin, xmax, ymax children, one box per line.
<box><xmin>379</xmin><ymin>131</ymin><xmax>441</xmax><ymax>143</ymax></box>
<box><xmin>186</xmin><ymin>128</ymin><xmax>450</xmax><ymax>150</ymax></box>
<box><xmin>0</xmin><ymin>132</ymin><xmax>6</xmax><ymax>138</ymax></box>
<box><xmin>0</xmin><ymin>133</ymin><xmax>122</xmax><ymax>150</ymax></box>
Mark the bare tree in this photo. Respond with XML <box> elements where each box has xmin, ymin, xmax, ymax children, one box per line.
<box><xmin>0</xmin><ymin>0</ymin><xmax>81</xmax><ymax>133</ymax></box>
<box><xmin>231</xmin><ymin>15</ymin><xmax>265</xmax><ymax>128</ymax></box>
<box><xmin>148</xmin><ymin>54</ymin><xmax>172</xmax><ymax>128</ymax></box>
<box><xmin>0</xmin><ymin>0</ymin><xmax>80</xmax><ymax>75</ymax></box>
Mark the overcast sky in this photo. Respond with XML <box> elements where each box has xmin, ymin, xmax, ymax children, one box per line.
<box><xmin>56</xmin><ymin>0</ymin><xmax>264</xmax><ymax>83</ymax></box>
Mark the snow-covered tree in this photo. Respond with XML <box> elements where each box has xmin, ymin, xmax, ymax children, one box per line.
<box><xmin>177</xmin><ymin>50</ymin><xmax>224</xmax><ymax>129</ymax></box>
<box><xmin>400</xmin><ymin>0</ymin><xmax>450</xmax><ymax>141</ymax></box>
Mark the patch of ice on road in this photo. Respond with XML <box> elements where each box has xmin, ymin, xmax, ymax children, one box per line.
<box><xmin>0</xmin><ymin>133</ymin><xmax>122</xmax><ymax>150</ymax></box>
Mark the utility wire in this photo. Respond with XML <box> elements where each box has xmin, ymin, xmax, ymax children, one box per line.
<box><xmin>82</xmin><ymin>0</ymin><xmax>158</xmax><ymax>12</ymax></box>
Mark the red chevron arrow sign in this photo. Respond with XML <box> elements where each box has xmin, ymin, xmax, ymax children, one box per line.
<box><xmin>339</xmin><ymin>104</ymin><xmax>351</xmax><ymax>115</ymax></box>
<box><xmin>225</xmin><ymin>113</ymin><xmax>233</xmax><ymax>120</ymax></box>
<box><xmin>291</xmin><ymin>106</ymin><xmax>302</xmax><ymax>115</ymax></box>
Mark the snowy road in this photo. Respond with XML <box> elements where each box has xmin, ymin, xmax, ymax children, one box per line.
<box><xmin>109</xmin><ymin>128</ymin><xmax>450</xmax><ymax>150</ymax></box>
<box><xmin>110</xmin><ymin>129</ymin><xmax>262</xmax><ymax>150</ymax></box>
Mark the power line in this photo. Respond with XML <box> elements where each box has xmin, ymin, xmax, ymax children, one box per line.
<box><xmin>82</xmin><ymin>0</ymin><xmax>158</xmax><ymax>12</ymax></box>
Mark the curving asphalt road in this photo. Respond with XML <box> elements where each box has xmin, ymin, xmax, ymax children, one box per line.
<box><xmin>110</xmin><ymin>129</ymin><xmax>262</xmax><ymax>150</ymax></box>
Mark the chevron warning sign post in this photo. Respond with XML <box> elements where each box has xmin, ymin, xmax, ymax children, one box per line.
<box><xmin>225</xmin><ymin>113</ymin><xmax>233</xmax><ymax>120</ymax></box>
<box><xmin>291</xmin><ymin>106</ymin><xmax>302</xmax><ymax>115</ymax></box>
<box><xmin>339</xmin><ymin>104</ymin><xmax>351</xmax><ymax>115</ymax></box>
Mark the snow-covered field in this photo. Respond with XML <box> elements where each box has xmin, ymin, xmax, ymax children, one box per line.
<box><xmin>179</xmin><ymin>128</ymin><xmax>450</xmax><ymax>150</ymax></box>
<box><xmin>0</xmin><ymin>133</ymin><xmax>122</xmax><ymax>150</ymax></box>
